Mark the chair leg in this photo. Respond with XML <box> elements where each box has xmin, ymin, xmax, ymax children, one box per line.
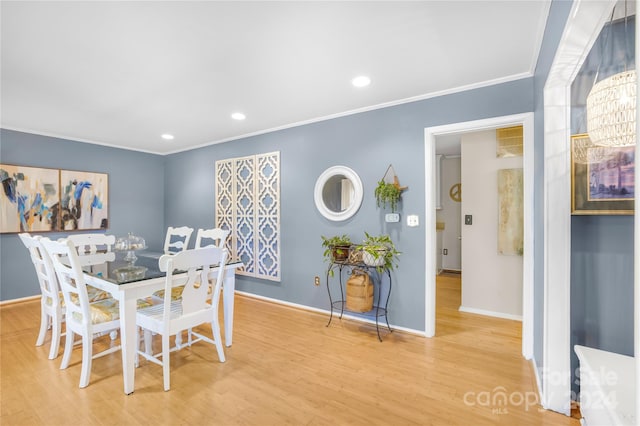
<box><xmin>48</xmin><ymin>315</ymin><xmax>62</xmax><ymax>360</ymax></box>
<box><xmin>144</xmin><ymin>330</ymin><xmax>153</xmax><ymax>355</ymax></box>
<box><xmin>36</xmin><ymin>306</ymin><xmax>48</xmax><ymax>347</ymax></box>
<box><xmin>79</xmin><ymin>333</ymin><xmax>93</xmax><ymax>388</ymax></box>
<box><xmin>135</xmin><ymin>327</ymin><xmax>140</xmax><ymax>368</ymax></box>
<box><xmin>211</xmin><ymin>320</ymin><xmax>225</xmax><ymax>363</ymax></box>
<box><xmin>60</xmin><ymin>330</ymin><xmax>75</xmax><ymax>370</ymax></box>
<box><xmin>162</xmin><ymin>333</ymin><xmax>171</xmax><ymax>391</ymax></box>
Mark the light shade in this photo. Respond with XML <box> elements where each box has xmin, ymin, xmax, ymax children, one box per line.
<box><xmin>586</xmin><ymin>69</ymin><xmax>637</xmax><ymax>147</ymax></box>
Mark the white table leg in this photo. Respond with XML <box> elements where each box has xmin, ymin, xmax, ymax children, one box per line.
<box><xmin>119</xmin><ymin>296</ymin><xmax>138</xmax><ymax>394</ymax></box>
<box><xmin>223</xmin><ymin>270</ymin><xmax>235</xmax><ymax>347</ymax></box>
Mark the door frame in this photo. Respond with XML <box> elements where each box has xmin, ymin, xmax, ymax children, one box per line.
<box><xmin>541</xmin><ymin>0</ymin><xmax>616</xmax><ymax>414</ymax></box>
<box><xmin>424</xmin><ymin>112</ymin><xmax>534</xmax><ymax>361</ymax></box>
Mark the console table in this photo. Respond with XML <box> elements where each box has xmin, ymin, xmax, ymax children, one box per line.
<box><xmin>325</xmin><ymin>260</ymin><xmax>393</xmax><ymax>341</ymax></box>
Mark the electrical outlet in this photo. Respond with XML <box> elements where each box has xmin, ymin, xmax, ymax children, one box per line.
<box><xmin>314</xmin><ymin>276</ymin><xmax>320</xmax><ymax>286</ymax></box>
<box><xmin>443</xmin><ymin>248</ymin><xmax>448</xmax><ymax>255</ymax></box>
<box><xmin>407</xmin><ymin>214</ymin><xmax>419</xmax><ymax>227</ymax></box>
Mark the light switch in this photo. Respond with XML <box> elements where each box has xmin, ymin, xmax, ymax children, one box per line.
<box><xmin>465</xmin><ymin>215</ymin><xmax>473</xmax><ymax>225</ymax></box>
<box><xmin>385</xmin><ymin>213</ymin><xmax>400</xmax><ymax>223</ymax></box>
<box><xmin>407</xmin><ymin>215</ymin><xmax>419</xmax><ymax>227</ymax></box>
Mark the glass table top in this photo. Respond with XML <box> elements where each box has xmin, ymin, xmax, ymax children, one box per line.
<box><xmin>81</xmin><ymin>253</ymin><xmax>165</xmax><ymax>285</ymax></box>
<box><xmin>80</xmin><ymin>252</ymin><xmax>244</xmax><ymax>285</ymax></box>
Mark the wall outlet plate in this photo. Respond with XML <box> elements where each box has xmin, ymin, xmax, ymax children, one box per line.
<box><xmin>407</xmin><ymin>214</ymin><xmax>419</xmax><ymax>227</ymax></box>
<box><xmin>385</xmin><ymin>213</ymin><xmax>400</xmax><ymax>223</ymax></box>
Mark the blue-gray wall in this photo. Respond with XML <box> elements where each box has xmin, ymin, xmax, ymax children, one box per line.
<box><xmin>569</xmin><ymin>16</ymin><xmax>635</xmax><ymax>395</ymax></box>
<box><xmin>0</xmin><ymin>129</ymin><xmax>166</xmax><ymax>300</ymax></box>
<box><xmin>163</xmin><ymin>79</ymin><xmax>534</xmax><ymax>331</ymax></box>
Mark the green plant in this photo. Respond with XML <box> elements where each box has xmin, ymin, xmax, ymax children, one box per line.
<box><xmin>355</xmin><ymin>232</ymin><xmax>400</xmax><ymax>273</ymax></box>
<box><xmin>374</xmin><ymin>180</ymin><xmax>402</xmax><ymax>212</ymax></box>
<box><xmin>321</xmin><ymin>234</ymin><xmax>352</xmax><ymax>262</ymax></box>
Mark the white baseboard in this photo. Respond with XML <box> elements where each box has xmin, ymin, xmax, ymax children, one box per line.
<box><xmin>531</xmin><ymin>357</ymin><xmax>546</xmax><ymax>409</ymax></box>
<box><xmin>458</xmin><ymin>305</ymin><xmax>523</xmax><ymax>321</ymax></box>
<box><xmin>235</xmin><ymin>290</ymin><xmax>426</xmax><ymax>337</ymax></box>
<box><xmin>0</xmin><ymin>294</ymin><xmax>39</xmax><ymax>306</ymax></box>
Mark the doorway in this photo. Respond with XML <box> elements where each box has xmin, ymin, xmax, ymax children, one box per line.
<box><xmin>424</xmin><ymin>113</ymin><xmax>534</xmax><ymax>361</ymax></box>
<box><xmin>435</xmin><ymin>136</ymin><xmax>462</xmax><ymax>273</ymax></box>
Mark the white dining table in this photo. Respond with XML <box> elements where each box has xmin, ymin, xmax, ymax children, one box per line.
<box><xmin>82</xmin><ymin>254</ymin><xmax>243</xmax><ymax>395</ymax></box>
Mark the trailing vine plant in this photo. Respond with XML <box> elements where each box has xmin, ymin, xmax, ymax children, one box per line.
<box><xmin>374</xmin><ymin>180</ymin><xmax>402</xmax><ymax>212</ymax></box>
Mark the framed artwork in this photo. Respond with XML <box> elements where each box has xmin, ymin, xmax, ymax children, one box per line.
<box><xmin>0</xmin><ymin>164</ymin><xmax>60</xmax><ymax>233</ymax></box>
<box><xmin>497</xmin><ymin>168</ymin><xmax>524</xmax><ymax>255</ymax></box>
<box><xmin>60</xmin><ymin>170</ymin><xmax>109</xmax><ymax>230</ymax></box>
<box><xmin>571</xmin><ymin>134</ymin><xmax>634</xmax><ymax>215</ymax></box>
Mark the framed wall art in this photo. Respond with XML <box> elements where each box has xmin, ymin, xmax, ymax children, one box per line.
<box><xmin>497</xmin><ymin>168</ymin><xmax>524</xmax><ymax>255</ymax></box>
<box><xmin>0</xmin><ymin>164</ymin><xmax>60</xmax><ymax>233</ymax></box>
<box><xmin>571</xmin><ymin>134</ymin><xmax>634</xmax><ymax>215</ymax></box>
<box><xmin>60</xmin><ymin>170</ymin><xmax>109</xmax><ymax>230</ymax></box>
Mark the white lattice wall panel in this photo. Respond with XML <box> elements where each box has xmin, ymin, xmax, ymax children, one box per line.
<box><xmin>215</xmin><ymin>152</ymin><xmax>280</xmax><ymax>281</ymax></box>
<box><xmin>256</xmin><ymin>152</ymin><xmax>280</xmax><ymax>280</ymax></box>
<box><xmin>215</xmin><ymin>160</ymin><xmax>236</xmax><ymax>261</ymax></box>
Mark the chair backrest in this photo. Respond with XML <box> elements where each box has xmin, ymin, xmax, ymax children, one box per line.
<box><xmin>64</xmin><ymin>234</ymin><xmax>116</xmax><ymax>267</ymax></box>
<box><xmin>158</xmin><ymin>247</ymin><xmax>227</xmax><ymax>316</ymax></box>
<box><xmin>65</xmin><ymin>233</ymin><xmax>116</xmax><ymax>255</ymax></box>
<box><xmin>18</xmin><ymin>233</ymin><xmax>61</xmax><ymax>308</ymax></box>
<box><xmin>40</xmin><ymin>238</ymin><xmax>92</xmax><ymax>327</ymax></box>
<box><xmin>163</xmin><ymin>226</ymin><xmax>194</xmax><ymax>254</ymax></box>
<box><xmin>194</xmin><ymin>228</ymin><xmax>230</xmax><ymax>249</ymax></box>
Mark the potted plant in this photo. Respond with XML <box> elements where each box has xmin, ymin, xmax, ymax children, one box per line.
<box><xmin>374</xmin><ymin>179</ymin><xmax>402</xmax><ymax>212</ymax></box>
<box><xmin>355</xmin><ymin>232</ymin><xmax>400</xmax><ymax>272</ymax></box>
<box><xmin>321</xmin><ymin>234</ymin><xmax>352</xmax><ymax>263</ymax></box>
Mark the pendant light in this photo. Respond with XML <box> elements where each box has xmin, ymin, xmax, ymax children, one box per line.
<box><xmin>586</xmin><ymin>1</ymin><xmax>637</xmax><ymax>148</ymax></box>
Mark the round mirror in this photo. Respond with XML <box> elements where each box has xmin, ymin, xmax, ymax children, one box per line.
<box><xmin>314</xmin><ymin>166</ymin><xmax>363</xmax><ymax>221</ymax></box>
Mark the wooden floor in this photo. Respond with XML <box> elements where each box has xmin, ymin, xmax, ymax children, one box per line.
<box><xmin>1</xmin><ymin>274</ymin><xmax>580</xmax><ymax>425</ymax></box>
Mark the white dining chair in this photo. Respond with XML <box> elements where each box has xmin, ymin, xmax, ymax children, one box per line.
<box><xmin>136</xmin><ymin>246</ymin><xmax>227</xmax><ymax>391</ymax></box>
<box><xmin>163</xmin><ymin>226</ymin><xmax>194</xmax><ymax>255</ymax></box>
<box><xmin>194</xmin><ymin>228</ymin><xmax>230</xmax><ymax>250</ymax></box>
<box><xmin>63</xmin><ymin>233</ymin><xmax>116</xmax><ymax>303</ymax></box>
<box><xmin>39</xmin><ymin>237</ymin><xmax>122</xmax><ymax>388</ymax></box>
<box><xmin>19</xmin><ymin>233</ymin><xmax>65</xmax><ymax>360</ymax></box>
<box><xmin>154</xmin><ymin>227</ymin><xmax>229</xmax><ymax>303</ymax></box>
<box><xmin>65</xmin><ymin>233</ymin><xmax>116</xmax><ymax>254</ymax></box>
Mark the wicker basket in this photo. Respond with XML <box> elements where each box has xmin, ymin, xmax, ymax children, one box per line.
<box><xmin>345</xmin><ymin>269</ymin><xmax>373</xmax><ymax>312</ymax></box>
<box><xmin>348</xmin><ymin>248</ymin><xmax>363</xmax><ymax>264</ymax></box>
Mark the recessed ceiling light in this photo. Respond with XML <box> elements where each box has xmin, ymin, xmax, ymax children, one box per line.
<box><xmin>231</xmin><ymin>112</ymin><xmax>246</xmax><ymax>120</ymax></box>
<box><xmin>351</xmin><ymin>76</ymin><xmax>371</xmax><ymax>88</ymax></box>
<box><xmin>161</xmin><ymin>134</ymin><xmax>174</xmax><ymax>140</ymax></box>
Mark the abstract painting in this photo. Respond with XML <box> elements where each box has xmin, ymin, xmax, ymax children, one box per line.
<box><xmin>497</xmin><ymin>168</ymin><xmax>524</xmax><ymax>256</ymax></box>
<box><xmin>60</xmin><ymin>170</ymin><xmax>108</xmax><ymax>230</ymax></box>
<box><xmin>0</xmin><ymin>164</ymin><xmax>60</xmax><ymax>233</ymax></box>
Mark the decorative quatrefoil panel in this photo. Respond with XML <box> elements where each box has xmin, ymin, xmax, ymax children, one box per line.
<box><xmin>215</xmin><ymin>152</ymin><xmax>280</xmax><ymax>281</ymax></box>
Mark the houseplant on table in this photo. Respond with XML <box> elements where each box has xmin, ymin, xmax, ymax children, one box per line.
<box><xmin>321</xmin><ymin>234</ymin><xmax>352</xmax><ymax>263</ymax></box>
<box><xmin>355</xmin><ymin>232</ymin><xmax>400</xmax><ymax>272</ymax></box>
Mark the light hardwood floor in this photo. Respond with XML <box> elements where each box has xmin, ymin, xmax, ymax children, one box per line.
<box><xmin>1</xmin><ymin>274</ymin><xmax>579</xmax><ymax>425</ymax></box>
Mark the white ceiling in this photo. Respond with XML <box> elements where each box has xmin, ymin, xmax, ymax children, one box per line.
<box><xmin>1</xmin><ymin>1</ymin><xmax>551</xmax><ymax>155</ymax></box>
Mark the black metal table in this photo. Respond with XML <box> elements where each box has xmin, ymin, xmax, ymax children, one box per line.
<box><xmin>325</xmin><ymin>260</ymin><xmax>393</xmax><ymax>341</ymax></box>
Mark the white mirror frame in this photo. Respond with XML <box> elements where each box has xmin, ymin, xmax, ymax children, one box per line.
<box><xmin>314</xmin><ymin>165</ymin><xmax>363</xmax><ymax>221</ymax></box>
